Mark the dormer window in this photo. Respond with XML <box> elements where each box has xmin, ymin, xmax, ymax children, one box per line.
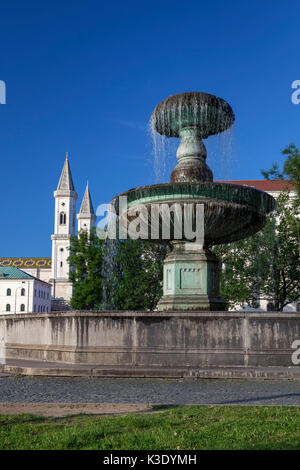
<box><xmin>60</xmin><ymin>212</ymin><xmax>66</xmax><ymax>225</ymax></box>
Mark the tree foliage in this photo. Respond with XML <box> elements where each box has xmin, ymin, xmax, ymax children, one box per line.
<box><xmin>261</xmin><ymin>142</ymin><xmax>300</xmax><ymax>193</ymax></box>
<box><xmin>68</xmin><ymin>228</ymin><xmax>104</xmax><ymax>310</ymax></box>
<box><xmin>68</xmin><ymin>230</ymin><xmax>169</xmax><ymax>311</ymax></box>
<box><xmin>214</xmin><ymin>144</ymin><xmax>300</xmax><ymax>311</ymax></box>
<box><xmin>107</xmin><ymin>239</ymin><xmax>169</xmax><ymax>311</ymax></box>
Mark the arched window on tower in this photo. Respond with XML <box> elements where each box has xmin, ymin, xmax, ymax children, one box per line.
<box><xmin>20</xmin><ymin>304</ymin><xmax>25</xmax><ymax>312</ymax></box>
<box><xmin>60</xmin><ymin>212</ymin><xmax>66</xmax><ymax>225</ymax></box>
<box><xmin>21</xmin><ymin>288</ymin><xmax>25</xmax><ymax>296</ymax></box>
<box><xmin>6</xmin><ymin>288</ymin><xmax>11</xmax><ymax>296</ymax></box>
<box><xmin>6</xmin><ymin>304</ymin><xmax>10</xmax><ymax>312</ymax></box>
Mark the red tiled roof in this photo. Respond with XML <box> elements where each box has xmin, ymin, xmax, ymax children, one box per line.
<box><xmin>215</xmin><ymin>180</ymin><xmax>296</xmax><ymax>191</ymax></box>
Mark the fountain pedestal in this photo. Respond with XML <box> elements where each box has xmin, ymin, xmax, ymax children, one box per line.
<box><xmin>157</xmin><ymin>242</ymin><xmax>225</xmax><ymax>311</ymax></box>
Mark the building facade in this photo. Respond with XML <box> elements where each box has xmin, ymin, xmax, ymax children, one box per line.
<box><xmin>0</xmin><ymin>266</ymin><xmax>51</xmax><ymax>314</ymax></box>
<box><xmin>0</xmin><ymin>155</ymin><xmax>96</xmax><ymax>310</ymax></box>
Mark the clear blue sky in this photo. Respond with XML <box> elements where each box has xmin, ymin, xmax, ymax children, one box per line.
<box><xmin>1</xmin><ymin>0</ymin><xmax>300</xmax><ymax>256</ymax></box>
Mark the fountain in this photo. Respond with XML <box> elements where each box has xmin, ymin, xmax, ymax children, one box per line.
<box><xmin>112</xmin><ymin>92</ymin><xmax>276</xmax><ymax>311</ymax></box>
<box><xmin>2</xmin><ymin>93</ymin><xmax>300</xmax><ymax>375</ymax></box>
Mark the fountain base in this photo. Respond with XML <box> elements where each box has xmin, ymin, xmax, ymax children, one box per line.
<box><xmin>157</xmin><ymin>242</ymin><xmax>225</xmax><ymax>311</ymax></box>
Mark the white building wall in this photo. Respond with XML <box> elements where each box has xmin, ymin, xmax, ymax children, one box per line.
<box><xmin>77</xmin><ymin>214</ymin><xmax>96</xmax><ymax>234</ymax></box>
<box><xmin>0</xmin><ymin>279</ymin><xmax>51</xmax><ymax>314</ymax></box>
<box><xmin>21</xmin><ymin>268</ymin><xmax>52</xmax><ymax>284</ymax></box>
<box><xmin>51</xmin><ymin>186</ymin><xmax>77</xmax><ymax>302</ymax></box>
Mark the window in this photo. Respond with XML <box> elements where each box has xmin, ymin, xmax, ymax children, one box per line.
<box><xmin>267</xmin><ymin>302</ymin><xmax>275</xmax><ymax>311</ymax></box>
<box><xmin>21</xmin><ymin>288</ymin><xmax>25</xmax><ymax>296</ymax></box>
<box><xmin>20</xmin><ymin>304</ymin><xmax>25</xmax><ymax>312</ymax></box>
<box><xmin>60</xmin><ymin>212</ymin><xmax>66</xmax><ymax>225</ymax></box>
<box><xmin>6</xmin><ymin>288</ymin><xmax>11</xmax><ymax>296</ymax></box>
<box><xmin>60</xmin><ymin>262</ymin><xmax>63</xmax><ymax>267</ymax></box>
<box><xmin>6</xmin><ymin>304</ymin><xmax>10</xmax><ymax>312</ymax></box>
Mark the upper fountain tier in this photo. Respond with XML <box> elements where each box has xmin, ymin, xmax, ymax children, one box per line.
<box><xmin>111</xmin><ymin>91</ymin><xmax>276</xmax><ymax>246</ymax></box>
<box><xmin>150</xmin><ymin>91</ymin><xmax>235</xmax><ymax>139</ymax></box>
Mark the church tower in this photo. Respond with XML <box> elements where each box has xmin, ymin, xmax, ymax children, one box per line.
<box><xmin>51</xmin><ymin>153</ymin><xmax>77</xmax><ymax>302</ymax></box>
<box><xmin>77</xmin><ymin>182</ymin><xmax>96</xmax><ymax>234</ymax></box>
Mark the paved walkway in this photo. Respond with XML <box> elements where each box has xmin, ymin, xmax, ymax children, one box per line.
<box><xmin>1</xmin><ymin>359</ymin><xmax>300</xmax><ymax>406</ymax></box>
<box><xmin>0</xmin><ymin>375</ymin><xmax>300</xmax><ymax>405</ymax></box>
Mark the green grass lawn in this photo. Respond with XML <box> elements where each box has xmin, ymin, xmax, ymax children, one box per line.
<box><xmin>0</xmin><ymin>406</ymin><xmax>300</xmax><ymax>450</ymax></box>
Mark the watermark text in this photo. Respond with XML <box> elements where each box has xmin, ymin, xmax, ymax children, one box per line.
<box><xmin>291</xmin><ymin>80</ymin><xmax>300</xmax><ymax>104</ymax></box>
<box><xmin>0</xmin><ymin>80</ymin><xmax>6</xmax><ymax>104</ymax></box>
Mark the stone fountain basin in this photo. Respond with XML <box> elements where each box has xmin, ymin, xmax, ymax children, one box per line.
<box><xmin>112</xmin><ymin>182</ymin><xmax>276</xmax><ymax>245</ymax></box>
<box><xmin>150</xmin><ymin>91</ymin><xmax>235</xmax><ymax>138</ymax></box>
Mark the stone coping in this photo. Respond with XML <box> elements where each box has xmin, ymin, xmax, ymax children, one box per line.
<box><xmin>1</xmin><ymin>359</ymin><xmax>300</xmax><ymax>379</ymax></box>
<box><xmin>0</xmin><ymin>310</ymin><xmax>299</xmax><ymax>320</ymax></box>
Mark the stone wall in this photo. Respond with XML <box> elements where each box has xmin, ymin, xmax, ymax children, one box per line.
<box><xmin>0</xmin><ymin>311</ymin><xmax>300</xmax><ymax>367</ymax></box>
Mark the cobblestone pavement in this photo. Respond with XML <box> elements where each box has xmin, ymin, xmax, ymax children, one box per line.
<box><xmin>0</xmin><ymin>376</ymin><xmax>300</xmax><ymax>405</ymax></box>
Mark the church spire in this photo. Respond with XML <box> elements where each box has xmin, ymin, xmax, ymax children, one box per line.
<box><xmin>57</xmin><ymin>153</ymin><xmax>75</xmax><ymax>191</ymax></box>
<box><xmin>51</xmin><ymin>153</ymin><xmax>78</xmax><ymax>301</ymax></box>
<box><xmin>79</xmin><ymin>181</ymin><xmax>95</xmax><ymax>215</ymax></box>
<box><xmin>77</xmin><ymin>181</ymin><xmax>96</xmax><ymax>233</ymax></box>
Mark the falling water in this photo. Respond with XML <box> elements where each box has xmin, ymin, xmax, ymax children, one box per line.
<box><xmin>206</xmin><ymin>125</ymin><xmax>236</xmax><ymax>181</ymax></box>
<box><xmin>150</xmin><ymin>94</ymin><xmax>236</xmax><ymax>183</ymax></box>
<box><xmin>100</xmin><ymin>238</ymin><xmax>120</xmax><ymax>310</ymax></box>
<box><xmin>150</xmin><ymin>127</ymin><xmax>178</xmax><ymax>183</ymax></box>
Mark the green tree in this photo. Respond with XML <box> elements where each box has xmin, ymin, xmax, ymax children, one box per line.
<box><xmin>69</xmin><ymin>230</ymin><xmax>169</xmax><ymax>311</ymax></box>
<box><xmin>214</xmin><ymin>192</ymin><xmax>299</xmax><ymax>311</ymax></box>
<box><xmin>109</xmin><ymin>239</ymin><xmax>169</xmax><ymax>311</ymax></box>
<box><xmin>68</xmin><ymin>228</ymin><xmax>104</xmax><ymax>310</ymax></box>
<box><xmin>214</xmin><ymin>145</ymin><xmax>300</xmax><ymax>311</ymax></box>
<box><xmin>261</xmin><ymin>142</ymin><xmax>300</xmax><ymax>193</ymax></box>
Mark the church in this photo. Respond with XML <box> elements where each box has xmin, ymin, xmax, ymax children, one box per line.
<box><xmin>0</xmin><ymin>154</ymin><xmax>96</xmax><ymax>310</ymax></box>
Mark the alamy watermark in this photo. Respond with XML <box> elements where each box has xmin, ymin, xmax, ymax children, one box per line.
<box><xmin>291</xmin><ymin>80</ymin><xmax>300</xmax><ymax>104</ymax></box>
<box><xmin>0</xmin><ymin>80</ymin><xmax>6</xmax><ymax>104</ymax></box>
<box><xmin>291</xmin><ymin>340</ymin><xmax>300</xmax><ymax>365</ymax></box>
<box><xmin>96</xmin><ymin>197</ymin><xmax>205</xmax><ymax>244</ymax></box>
